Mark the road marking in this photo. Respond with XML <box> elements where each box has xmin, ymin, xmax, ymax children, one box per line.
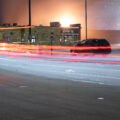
<box><xmin>19</xmin><ymin>86</ymin><xmax>28</xmax><ymax>88</ymax></box>
<box><xmin>97</xmin><ymin>97</ymin><xmax>104</xmax><ymax>100</ymax></box>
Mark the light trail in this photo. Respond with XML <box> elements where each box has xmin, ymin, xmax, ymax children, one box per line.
<box><xmin>0</xmin><ymin>26</ymin><xmax>35</xmax><ymax>30</ymax></box>
<box><xmin>0</xmin><ymin>49</ymin><xmax>120</xmax><ymax>65</ymax></box>
<box><xmin>1</xmin><ymin>52</ymin><xmax>120</xmax><ymax>65</ymax></box>
<box><xmin>1</xmin><ymin>43</ymin><xmax>120</xmax><ymax>51</ymax></box>
<box><xmin>0</xmin><ymin>43</ymin><xmax>120</xmax><ymax>64</ymax></box>
<box><xmin>0</xmin><ymin>43</ymin><xmax>111</xmax><ymax>51</ymax></box>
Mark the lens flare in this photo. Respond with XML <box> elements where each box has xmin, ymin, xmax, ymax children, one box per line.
<box><xmin>60</xmin><ymin>15</ymin><xmax>74</xmax><ymax>27</ymax></box>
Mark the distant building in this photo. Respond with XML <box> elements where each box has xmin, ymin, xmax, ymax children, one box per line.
<box><xmin>50</xmin><ymin>22</ymin><xmax>61</xmax><ymax>27</ymax></box>
<box><xmin>70</xmin><ymin>24</ymin><xmax>81</xmax><ymax>40</ymax></box>
<box><xmin>60</xmin><ymin>24</ymin><xmax>81</xmax><ymax>43</ymax></box>
<box><xmin>0</xmin><ymin>22</ymin><xmax>81</xmax><ymax>45</ymax></box>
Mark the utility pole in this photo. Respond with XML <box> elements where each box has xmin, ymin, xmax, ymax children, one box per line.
<box><xmin>85</xmin><ymin>0</ymin><xmax>88</xmax><ymax>40</ymax></box>
<box><xmin>28</xmin><ymin>0</ymin><xmax>32</xmax><ymax>43</ymax></box>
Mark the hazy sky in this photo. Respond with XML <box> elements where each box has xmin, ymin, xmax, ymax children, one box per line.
<box><xmin>0</xmin><ymin>0</ymin><xmax>120</xmax><ymax>30</ymax></box>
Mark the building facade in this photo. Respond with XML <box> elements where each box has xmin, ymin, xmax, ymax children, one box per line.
<box><xmin>0</xmin><ymin>23</ymin><xmax>81</xmax><ymax>46</ymax></box>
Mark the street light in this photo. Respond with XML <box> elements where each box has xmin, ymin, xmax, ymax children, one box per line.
<box><xmin>85</xmin><ymin>0</ymin><xmax>87</xmax><ymax>40</ymax></box>
<box><xmin>28</xmin><ymin>0</ymin><xmax>32</xmax><ymax>43</ymax></box>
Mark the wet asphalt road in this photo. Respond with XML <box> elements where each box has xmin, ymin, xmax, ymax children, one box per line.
<box><xmin>0</xmin><ymin>69</ymin><xmax>120</xmax><ymax>120</ymax></box>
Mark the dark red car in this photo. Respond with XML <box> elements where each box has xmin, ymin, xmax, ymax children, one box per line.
<box><xmin>71</xmin><ymin>39</ymin><xmax>111</xmax><ymax>54</ymax></box>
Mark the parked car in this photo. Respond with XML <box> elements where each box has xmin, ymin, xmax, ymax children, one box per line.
<box><xmin>71</xmin><ymin>39</ymin><xmax>111</xmax><ymax>54</ymax></box>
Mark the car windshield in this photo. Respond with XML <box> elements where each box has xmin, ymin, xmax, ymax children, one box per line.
<box><xmin>0</xmin><ymin>0</ymin><xmax>120</xmax><ymax>120</ymax></box>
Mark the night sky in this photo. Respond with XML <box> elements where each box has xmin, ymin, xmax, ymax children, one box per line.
<box><xmin>0</xmin><ymin>0</ymin><xmax>120</xmax><ymax>30</ymax></box>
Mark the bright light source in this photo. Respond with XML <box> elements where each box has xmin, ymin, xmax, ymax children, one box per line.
<box><xmin>1</xmin><ymin>43</ymin><xmax>6</xmax><ymax>50</ymax></box>
<box><xmin>2</xmin><ymin>43</ymin><xmax>6</xmax><ymax>47</ymax></box>
<box><xmin>60</xmin><ymin>16</ymin><xmax>74</xmax><ymax>27</ymax></box>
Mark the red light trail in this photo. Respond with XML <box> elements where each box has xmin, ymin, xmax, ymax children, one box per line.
<box><xmin>0</xmin><ymin>26</ymin><xmax>35</xmax><ymax>30</ymax></box>
<box><xmin>0</xmin><ymin>43</ymin><xmax>120</xmax><ymax>65</ymax></box>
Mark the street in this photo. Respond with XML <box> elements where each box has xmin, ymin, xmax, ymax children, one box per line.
<box><xmin>0</xmin><ymin>53</ymin><xmax>119</xmax><ymax>119</ymax></box>
<box><xmin>0</xmin><ymin>68</ymin><xmax>120</xmax><ymax>120</ymax></box>
<box><xmin>0</xmin><ymin>54</ymin><xmax>120</xmax><ymax>86</ymax></box>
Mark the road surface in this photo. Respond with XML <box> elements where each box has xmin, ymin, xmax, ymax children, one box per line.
<box><xmin>0</xmin><ymin>68</ymin><xmax>120</xmax><ymax>120</ymax></box>
<box><xmin>0</xmin><ymin>54</ymin><xmax>120</xmax><ymax>86</ymax></box>
<box><xmin>0</xmin><ymin>53</ymin><xmax>120</xmax><ymax>120</ymax></box>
